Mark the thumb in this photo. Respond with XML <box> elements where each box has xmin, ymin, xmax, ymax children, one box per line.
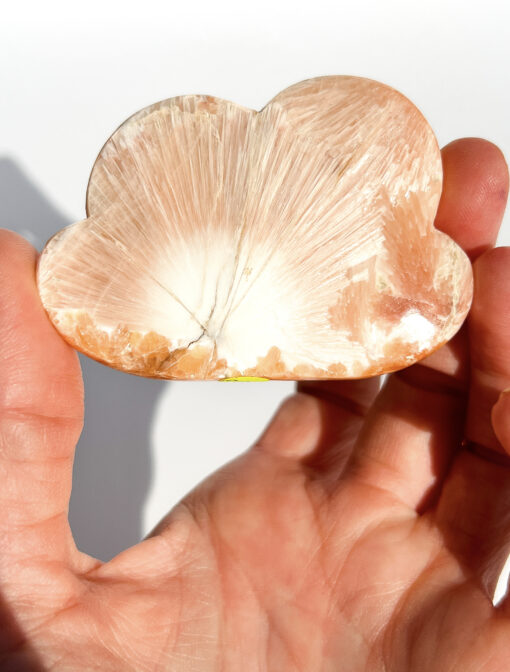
<box><xmin>0</xmin><ymin>229</ymin><xmax>83</xmax><ymax>562</ymax></box>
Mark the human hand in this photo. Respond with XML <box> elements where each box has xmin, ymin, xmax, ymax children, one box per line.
<box><xmin>0</xmin><ymin>137</ymin><xmax>509</xmax><ymax>671</ymax></box>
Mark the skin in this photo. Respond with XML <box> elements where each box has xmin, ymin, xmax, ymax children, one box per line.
<box><xmin>0</xmin><ymin>137</ymin><xmax>509</xmax><ymax>672</ymax></box>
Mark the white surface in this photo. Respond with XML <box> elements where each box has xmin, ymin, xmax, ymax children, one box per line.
<box><xmin>1</xmin><ymin>0</ymin><xmax>509</xmax><ymax>581</ymax></box>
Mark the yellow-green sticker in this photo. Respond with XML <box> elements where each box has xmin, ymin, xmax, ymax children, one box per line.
<box><xmin>220</xmin><ymin>376</ymin><xmax>270</xmax><ymax>382</ymax></box>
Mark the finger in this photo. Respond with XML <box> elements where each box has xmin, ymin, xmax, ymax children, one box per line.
<box><xmin>435</xmin><ymin>138</ymin><xmax>509</xmax><ymax>259</ymax></box>
<box><xmin>342</xmin><ymin>138</ymin><xmax>509</xmax><ymax>511</ymax></box>
<box><xmin>466</xmin><ymin>247</ymin><xmax>510</xmax><ymax>453</ymax></box>
<box><xmin>0</xmin><ymin>229</ymin><xmax>84</xmax><ymax>562</ymax></box>
<box><xmin>254</xmin><ymin>389</ymin><xmax>368</xmax><ymax>479</ymax></box>
<box><xmin>294</xmin><ymin>378</ymin><xmax>381</xmax><ymax>476</ymax></box>
<box><xmin>492</xmin><ymin>389</ymin><xmax>510</xmax><ymax>450</ymax></box>
<box><xmin>432</xmin><ymin>249</ymin><xmax>510</xmax><ymax>600</ymax></box>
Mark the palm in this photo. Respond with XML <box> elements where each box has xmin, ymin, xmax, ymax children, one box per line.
<box><xmin>1</xmin><ymin>138</ymin><xmax>509</xmax><ymax>672</ymax></box>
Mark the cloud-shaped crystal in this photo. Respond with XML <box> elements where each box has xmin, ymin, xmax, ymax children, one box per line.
<box><xmin>37</xmin><ymin>76</ymin><xmax>473</xmax><ymax>380</ymax></box>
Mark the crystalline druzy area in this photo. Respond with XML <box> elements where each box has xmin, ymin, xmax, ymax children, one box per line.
<box><xmin>37</xmin><ymin>76</ymin><xmax>473</xmax><ymax>380</ymax></box>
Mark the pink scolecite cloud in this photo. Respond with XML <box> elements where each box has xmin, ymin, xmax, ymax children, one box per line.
<box><xmin>37</xmin><ymin>76</ymin><xmax>472</xmax><ymax>380</ymax></box>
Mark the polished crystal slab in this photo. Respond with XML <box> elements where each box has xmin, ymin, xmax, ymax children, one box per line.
<box><xmin>37</xmin><ymin>76</ymin><xmax>473</xmax><ymax>380</ymax></box>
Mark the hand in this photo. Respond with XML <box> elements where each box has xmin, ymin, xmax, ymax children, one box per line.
<box><xmin>1</xmin><ymin>138</ymin><xmax>509</xmax><ymax>672</ymax></box>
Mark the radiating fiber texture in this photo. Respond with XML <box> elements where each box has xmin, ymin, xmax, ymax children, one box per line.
<box><xmin>37</xmin><ymin>76</ymin><xmax>473</xmax><ymax>380</ymax></box>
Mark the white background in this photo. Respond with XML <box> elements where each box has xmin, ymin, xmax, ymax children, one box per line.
<box><xmin>1</xmin><ymin>0</ymin><xmax>509</xmax><ymax>564</ymax></box>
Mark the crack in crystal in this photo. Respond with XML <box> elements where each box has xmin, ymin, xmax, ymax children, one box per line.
<box><xmin>95</xmin><ymin>231</ymin><xmax>208</xmax><ymax>332</ymax></box>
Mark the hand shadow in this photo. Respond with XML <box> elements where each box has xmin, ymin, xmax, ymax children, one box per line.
<box><xmin>0</xmin><ymin>156</ymin><xmax>160</xmax><ymax>562</ymax></box>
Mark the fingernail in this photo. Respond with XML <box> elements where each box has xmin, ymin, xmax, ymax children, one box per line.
<box><xmin>494</xmin><ymin>388</ymin><xmax>510</xmax><ymax>409</ymax></box>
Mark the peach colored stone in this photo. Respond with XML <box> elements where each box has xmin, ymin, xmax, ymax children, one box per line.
<box><xmin>37</xmin><ymin>76</ymin><xmax>473</xmax><ymax>380</ymax></box>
